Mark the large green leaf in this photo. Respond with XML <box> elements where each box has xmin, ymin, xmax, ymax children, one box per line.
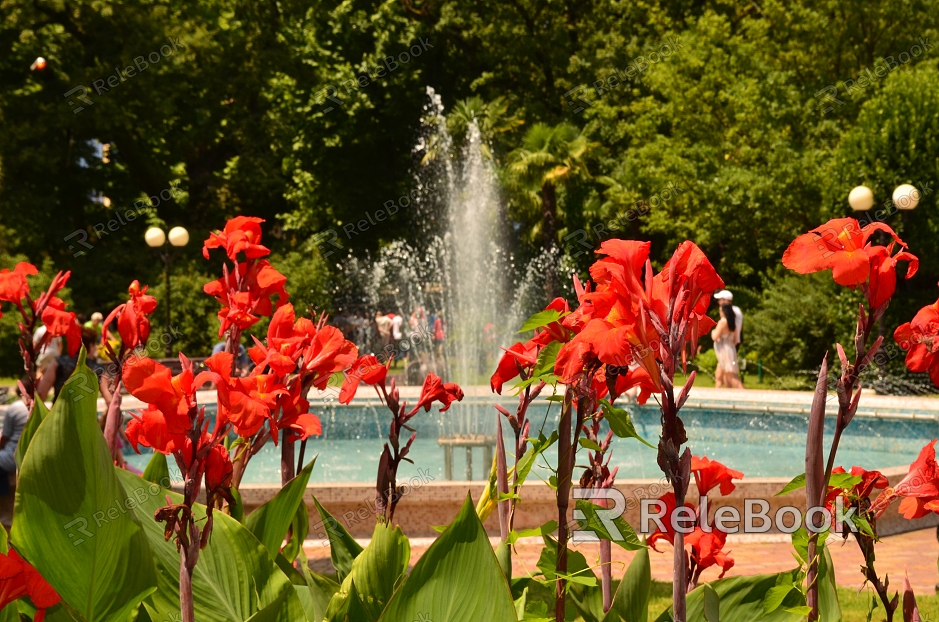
<box><xmin>312</xmin><ymin>496</ymin><xmax>363</xmax><ymax>583</ymax></box>
<box><xmin>14</xmin><ymin>397</ymin><xmax>48</xmax><ymax>470</ymax></box>
<box><xmin>114</xmin><ymin>469</ymin><xmax>304</xmax><ymax>622</ymax></box>
<box><xmin>12</xmin><ymin>352</ymin><xmax>157</xmax><ymax>622</ymax></box>
<box><xmin>655</xmin><ymin>571</ymin><xmax>803</xmax><ymax>622</ymax></box>
<box><xmin>281</xmin><ymin>499</ymin><xmax>310</xmax><ymax>562</ymax></box>
<box><xmin>818</xmin><ymin>544</ymin><xmax>842</xmax><ymax>622</ymax></box>
<box><xmin>246</xmin><ymin>459</ymin><xmax>315</xmax><ymax>557</ymax></box>
<box><xmin>297</xmin><ymin>551</ymin><xmax>340</xmax><ymax>622</ymax></box>
<box><xmin>141</xmin><ymin>452</ymin><xmax>170</xmax><ymax>488</ymax></box>
<box><xmin>603</xmin><ymin>547</ymin><xmax>651</xmax><ymax>622</ymax></box>
<box><xmin>703</xmin><ymin>584</ymin><xmax>721</xmax><ymax>622</ymax></box>
<box><xmin>335</xmin><ymin>521</ymin><xmax>410</xmax><ymax>620</ymax></box>
<box><xmin>325</xmin><ymin>579</ymin><xmax>372</xmax><ymax>622</ymax></box>
<box><xmin>378</xmin><ymin>494</ymin><xmax>517</xmax><ymax>622</ymax></box>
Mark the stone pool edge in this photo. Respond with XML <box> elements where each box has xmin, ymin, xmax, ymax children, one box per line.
<box><xmin>235</xmin><ymin>464</ymin><xmax>936</xmax><ymax>539</ymax></box>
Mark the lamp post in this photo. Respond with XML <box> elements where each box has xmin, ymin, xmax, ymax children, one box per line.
<box><xmin>849</xmin><ymin>184</ymin><xmax>919</xmax><ymax>338</ymax></box>
<box><xmin>146</xmin><ymin>226</ymin><xmax>190</xmax><ymax>357</ymax></box>
<box><xmin>848</xmin><ymin>184</ymin><xmax>920</xmax><ymax>214</ymax></box>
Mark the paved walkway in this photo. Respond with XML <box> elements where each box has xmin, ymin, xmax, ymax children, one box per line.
<box><xmin>305</xmin><ymin>527</ymin><xmax>939</xmax><ymax>594</ymax></box>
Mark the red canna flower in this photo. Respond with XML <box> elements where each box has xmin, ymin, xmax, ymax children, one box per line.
<box><xmin>339</xmin><ymin>354</ymin><xmax>390</xmax><ymax>403</ymax></box>
<box><xmin>299</xmin><ymin>325</ymin><xmax>357</xmax><ymax>390</ymax></box>
<box><xmin>686</xmin><ymin>526</ymin><xmax>734</xmax><ymax>579</ymax></box>
<box><xmin>0</xmin><ymin>262</ymin><xmax>38</xmax><ymax>308</ymax></box>
<box><xmin>122</xmin><ymin>354</ymin><xmax>221</xmax><ymax>448</ymax></box>
<box><xmin>204</xmin><ymin>444</ymin><xmax>234</xmax><ymax>493</ymax></box>
<box><xmin>203</xmin><ymin>260</ymin><xmax>289</xmax><ymax>336</ymax></box>
<box><xmin>40</xmin><ymin>297</ymin><xmax>82</xmax><ymax>357</ymax></box>
<box><xmin>125</xmin><ymin>406</ymin><xmax>186</xmax><ymax>454</ymax></box>
<box><xmin>408</xmin><ymin>373</ymin><xmax>464</xmax><ymax>414</ymax></box>
<box><xmin>490</xmin><ymin>298</ymin><xmax>571</xmax><ymax>394</ymax></box>
<box><xmin>203</xmin><ymin>216</ymin><xmax>270</xmax><ymax>261</ymax></box>
<box><xmin>285</xmin><ymin>413</ymin><xmax>322</xmax><ymax>442</ymax></box>
<box><xmin>871</xmin><ymin>440</ymin><xmax>939</xmax><ymax>520</ymax></box>
<box><xmin>782</xmin><ymin>218</ymin><xmax>916</xmax><ymax>308</ymax></box>
<box><xmin>0</xmin><ymin>548</ymin><xmax>61</xmax><ymax>622</ymax></box>
<box><xmin>691</xmin><ymin>456</ymin><xmax>744</xmax><ymax>496</ymax></box>
<box><xmin>647</xmin><ymin>492</ymin><xmax>687</xmax><ymax>552</ymax></box>
<box><xmin>274</xmin><ymin>382</ymin><xmax>321</xmax><ymax>443</ymax></box>
<box><xmin>490</xmin><ymin>341</ymin><xmax>539</xmax><ymax>394</ymax></box>
<box><xmin>248</xmin><ymin>304</ymin><xmax>306</xmax><ymax>375</ymax></box>
<box><xmin>894</xmin><ymin>296</ymin><xmax>939</xmax><ymax>386</ymax></box>
<box><xmin>867</xmin><ymin>244</ymin><xmax>919</xmax><ymax>309</ymax></box>
<box><xmin>204</xmin><ymin>351</ymin><xmax>283</xmax><ymax>437</ymax></box>
<box><xmin>102</xmin><ymin>280</ymin><xmax>158</xmax><ymax>352</ymax></box>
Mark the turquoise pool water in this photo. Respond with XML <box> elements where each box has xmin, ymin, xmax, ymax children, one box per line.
<box><xmin>122</xmin><ymin>398</ymin><xmax>938</xmax><ymax>484</ymax></box>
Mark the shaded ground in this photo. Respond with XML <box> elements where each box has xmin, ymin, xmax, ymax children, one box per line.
<box><xmin>306</xmin><ymin>527</ymin><xmax>938</xmax><ymax>619</ymax></box>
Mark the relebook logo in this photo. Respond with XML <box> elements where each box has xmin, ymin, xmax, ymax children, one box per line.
<box><xmin>570</xmin><ymin>489</ymin><xmax>858</xmax><ymax>543</ymax></box>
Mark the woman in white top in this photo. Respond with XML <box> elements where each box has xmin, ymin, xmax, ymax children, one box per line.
<box><xmin>710</xmin><ymin>304</ymin><xmax>744</xmax><ymax>389</ymax></box>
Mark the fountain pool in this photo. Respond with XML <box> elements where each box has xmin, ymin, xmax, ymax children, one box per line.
<box><xmin>123</xmin><ymin>397</ymin><xmax>937</xmax><ymax>485</ymax></box>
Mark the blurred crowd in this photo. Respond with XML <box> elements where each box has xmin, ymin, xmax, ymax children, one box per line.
<box><xmin>333</xmin><ymin>306</ymin><xmax>450</xmax><ymax>383</ymax></box>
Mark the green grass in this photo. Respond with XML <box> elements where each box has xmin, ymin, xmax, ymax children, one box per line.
<box><xmin>526</xmin><ymin>579</ymin><xmax>939</xmax><ymax>620</ymax></box>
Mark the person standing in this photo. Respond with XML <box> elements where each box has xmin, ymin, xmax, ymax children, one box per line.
<box><xmin>0</xmin><ymin>379</ymin><xmax>31</xmax><ymax>530</ymax></box>
<box><xmin>36</xmin><ymin>327</ymin><xmax>110</xmax><ymax>403</ymax></box>
<box><xmin>711</xmin><ymin>290</ymin><xmax>744</xmax><ymax>389</ymax></box>
<box><xmin>713</xmin><ymin>290</ymin><xmax>743</xmax><ymax>347</ymax></box>
<box><xmin>32</xmin><ymin>324</ymin><xmax>61</xmax><ymax>378</ymax></box>
<box><xmin>84</xmin><ymin>311</ymin><xmax>104</xmax><ymax>342</ymax></box>
<box><xmin>375</xmin><ymin>311</ymin><xmax>393</xmax><ymax>356</ymax></box>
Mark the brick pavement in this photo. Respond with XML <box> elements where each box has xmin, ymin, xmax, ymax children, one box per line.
<box><xmin>305</xmin><ymin>527</ymin><xmax>939</xmax><ymax>594</ymax></box>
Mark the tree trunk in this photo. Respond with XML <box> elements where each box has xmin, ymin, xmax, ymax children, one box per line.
<box><xmin>541</xmin><ymin>181</ymin><xmax>559</xmax><ymax>299</ymax></box>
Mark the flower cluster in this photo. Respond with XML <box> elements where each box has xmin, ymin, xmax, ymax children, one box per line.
<box><xmin>122</xmin><ymin>352</ymin><xmax>237</xmax><ymax>537</ymax></box>
<box><xmin>781</xmin><ymin>215</ymin><xmax>939</xmax><ymax>621</ymax></box>
<box><xmin>782</xmin><ymin>217</ymin><xmax>917</xmax><ymax>310</ymax></box>
<box><xmin>0</xmin><ymin>262</ymin><xmax>83</xmax><ymax>405</ymax></box>
<box><xmin>244</xmin><ymin>302</ymin><xmax>357</xmax><ymax>444</ymax></box>
<box><xmin>647</xmin><ymin>456</ymin><xmax>743</xmax><ymax>588</ymax></box>
<box><xmin>202</xmin><ymin>217</ymin><xmax>288</xmax><ymax>338</ymax></box>
<box><xmin>556</xmin><ymin>239</ymin><xmax>722</xmax><ymax>397</ymax></box>
<box><xmin>0</xmin><ymin>263</ymin><xmax>82</xmax><ymax>358</ymax></box>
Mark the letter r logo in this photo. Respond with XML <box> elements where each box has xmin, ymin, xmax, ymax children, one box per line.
<box><xmin>64</xmin><ymin>229</ymin><xmax>94</xmax><ymax>257</ymax></box>
<box><xmin>64</xmin><ymin>85</ymin><xmax>94</xmax><ymax>114</ymax></box>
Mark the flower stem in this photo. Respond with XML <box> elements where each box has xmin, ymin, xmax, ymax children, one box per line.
<box><xmin>601</xmin><ymin>539</ymin><xmax>612</xmax><ymax>613</ymax></box>
<box><xmin>102</xmin><ymin>382</ymin><xmax>123</xmax><ymax>462</ymax></box>
<box><xmin>281</xmin><ymin>427</ymin><xmax>295</xmax><ymax>485</ymax></box>
<box><xmin>555</xmin><ymin>393</ymin><xmax>573</xmax><ymax>622</ymax></box>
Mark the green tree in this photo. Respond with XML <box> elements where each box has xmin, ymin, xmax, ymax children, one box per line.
<box><xmin>505</xmin><ymin>122</ymin><xmax>597</xmax><ymax>250</ymax></box>
<box><xmin>828</xmin><ymin>60</ymin><xmax>939</xmax><ymax>325</ymax></box>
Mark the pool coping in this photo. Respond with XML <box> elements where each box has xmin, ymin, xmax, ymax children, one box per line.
<box><xmin>61</xmin><ymin>384</ymin><xmax>939</xmax><ymax>420</ymax></box>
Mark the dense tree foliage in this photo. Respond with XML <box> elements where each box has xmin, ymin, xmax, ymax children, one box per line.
<box><xmin>1</xmin><ymin>0</ymin><xmax>938</xmax><ymax>372</ymax></box>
